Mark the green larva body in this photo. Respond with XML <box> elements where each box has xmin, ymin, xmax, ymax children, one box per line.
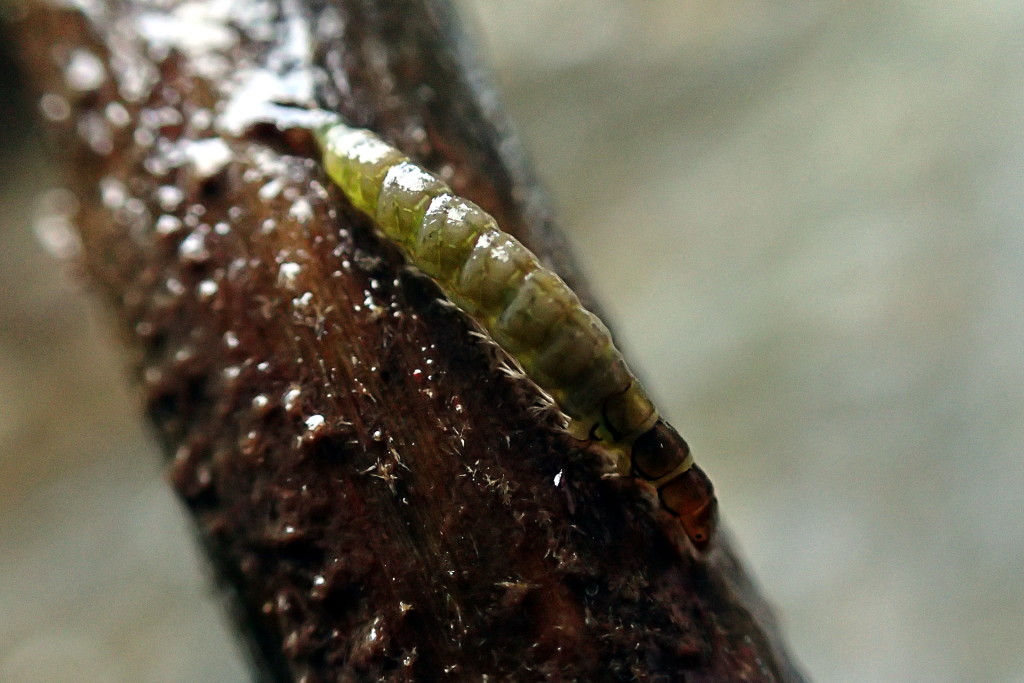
<box><xmin>314</xmin><ymin>121</ymin><xmax>717</xmax><ymax>549</ymax></box>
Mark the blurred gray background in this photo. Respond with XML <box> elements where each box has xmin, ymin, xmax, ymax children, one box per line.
<box><xmin>1</xmin><ymin>1</ymin><xmax>1022</xmax><ymax>681</ymax></box>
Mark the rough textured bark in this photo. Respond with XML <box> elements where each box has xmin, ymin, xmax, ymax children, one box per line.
<box><xmin>12</xmin><ymin>0</ymin><xmax>805</xmax><ymax>680</ymax></box>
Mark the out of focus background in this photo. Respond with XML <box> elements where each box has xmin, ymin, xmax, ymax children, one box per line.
<box><xmin>1</xmin><ymin>1</ymin><xmax>1022</xmax><ymax>681</ymax></box>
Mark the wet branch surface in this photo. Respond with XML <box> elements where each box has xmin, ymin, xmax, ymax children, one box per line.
<box><xmin>13</xmin><ymin>0</ymin><xmax>804</xmax><ymax>680</ymax></box>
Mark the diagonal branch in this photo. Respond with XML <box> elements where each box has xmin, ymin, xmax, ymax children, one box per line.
<box><xmin>12</xmin><ymin>0</ymin><xmax>804</xmax><ymax>680</ymax></box>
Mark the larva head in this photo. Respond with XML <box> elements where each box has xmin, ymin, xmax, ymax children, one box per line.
<box><xmin>632</xmin><ymin>422</ymin><xmax>717</xmax><ymax>550</ymax></box>
<box><xmin>659</xmin><ymin>464</ymin><xmax>718</xmax><ymax>551</ymax></box>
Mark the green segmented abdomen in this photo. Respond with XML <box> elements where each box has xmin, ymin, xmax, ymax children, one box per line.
<box><xmin>314</xmin><ymin>121</ymin><xmax>717</xmax><ymax>550</ymax></box>
<box><xmin>321</xmin><ymin>123</ymin><xmax>655</xmax><ymax>442</ymax></box>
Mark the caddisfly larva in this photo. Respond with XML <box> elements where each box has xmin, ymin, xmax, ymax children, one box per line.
<box><xmin>312</xmin><ymin>118</ymin><xmax>718</xmax><ymax>549</ymax></box>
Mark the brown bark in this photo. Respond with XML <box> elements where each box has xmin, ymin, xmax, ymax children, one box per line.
<box><xmin>11</xmin><ymin>0</ymin><xmax>805</xmax><ymax>680</ymax></box>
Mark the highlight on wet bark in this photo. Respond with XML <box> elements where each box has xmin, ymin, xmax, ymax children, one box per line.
<box><xmin>314</xmin><ymin>119</ymin><xmax>718</xmax><ymax>549</ymax></box>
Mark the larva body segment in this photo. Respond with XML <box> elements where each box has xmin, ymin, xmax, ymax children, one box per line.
<box><xmin>415</xmin><ymin>194</ymin><xmax>495</xmax><ymax>281</ymax></box>
<box><xmin>320</xmin><ymin>126</ymin><xmax>407</xmax><ymax>215</ymax></box>
<box><xmin>532</xmin><ymin>307</ymin><xmax>610</xmax><ymax>386</ymax></box>
<box><xmin>603</xmin><ymin>382</ymin><xmax>659</xmax><ymax>442</ymax></box>
<box><xmin>377</xmin><ymin>161</ymin><xmax>451</xmax><ymax>247</ymax></box>
<box><xmin>493</xmin><ymin>269</ymin><xmax>573</xmax><ymax>354</ymax></box>
<box><xmin>314</xmin><ymin>121</ymin><xmax>718</xmax><ymax>550</ymax></box>
<box><xmin>561</xmin><ymin>351</ymin><xmax>632</xmax><ymax>422</ymax></box>
<box><xmin>456</xmin><ymin>231</ymin><xmax>538</xmax><ymax>316</ymax></box>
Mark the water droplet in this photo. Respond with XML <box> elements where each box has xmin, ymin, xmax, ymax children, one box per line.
<box><xmin>104</xmin><ymin>102</ymin><xmax>131</xmax><ymax>127</ymax></box>
<box><xmin>99</xmin><ymin>177</ymin><xmax>127</xmax><ymax>210</ymax></box>
<box><xmin>251</xmin><ymin>393</ymin><xmax>271</xmax><ymax>416</ymax></box>
<box><xmin>289</xmin><ymin>198</ymin><xmax>313</xmax><ymax>223</ymax></box>
<box><xmin>278</xmin><ymin>261</ymin><xmax>302</xmax><ymax>289</ymax></box>
<box><xmin>197</xmin><ymin>279</ymin><xmax>218</xmax><ymax>298</ymax></box>
<box><xmin>283</xmin><ymin>386</ymin><xmax>302</xmax><ymax>413</ymax></box>
<box><xmin>64</xmin><ymin>48</ymin><xmax>106</xmax><ymax>91</ymax></box>
<box><xmin>259</xmin><ymin>178</ymin><xmax>285</xmax><ymax>200</ymax></box>
<box><xmin>77</xmin><ymin>112</ymin><xmax>113</xmax><ymax>155</ymax></box>
<box><xmin>134</xmin><ymin>127</ymin><xmax>156</xmax><ymax>148</ymax></box>
<box><xmin>155</xmin><ymin>214</ymin><xmax>183</xmax><ymax>236</ymax></box>
<box><xmin>139</xmin><ymin>105</ymin><xmax>183</xmax><ymax>129</ymax></box>
<box><xmin>165</xmin><ymin>277</ymin><xmax>186</xmax><ymax>296</ymax></box>
<box><xmin>179</xmin><ymin>231</ymin><xmax>210</xmax><ymax>263</ymax></box>
<box><xmin>183</xmin><ymin>138</ymin><xmax>232</xmax><ymax>179</ymax></box>
<box><xmin>114</xmin><ymin>50</ymin><xmax>157</xmax><ymax>103</ymax></box>
<box><xmin>191</xmin><ymin>108</ymin><xmax>213</xmax><ymax>130</ymax></box>
<box><xmin>156</xmin><ymin>185</ymin><xmax>185</xmax><ymax>211</ymax></box>
<box><xmin>39</xmin><ymin>93</ymin><xmax>70</xmax><ymax>122</ymax></box>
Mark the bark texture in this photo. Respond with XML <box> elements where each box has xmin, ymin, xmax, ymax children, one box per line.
<box><xmin>12</xmin><ymin>0</ymin><xmax>805</xmax><ymax>680</ymax></box>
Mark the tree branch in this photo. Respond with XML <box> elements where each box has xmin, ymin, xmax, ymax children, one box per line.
<box><xmin>12</xmin><ymin>0</ymin><xmax>804</xmax><ymax>680</ymax></box>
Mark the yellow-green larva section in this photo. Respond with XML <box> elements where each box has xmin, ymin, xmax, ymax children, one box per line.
<box><xmin>315</xmin><ymin>121</ymin><xmax>656</xmax><ymax>445</ymax></box>
<box><xmin>319</xmin><ymin>125</ymin><xmax>407</xmax><ymax>215</ymax></box>
<box><xmin>314</xmin><ymin>121</ymin><xmax>718</xmax><ymax>550</ymax></box>
<box><xmin>415</xmin><ymin>194</ymin><xmax>498</xmax><ymax>283</ymax></box>
<box><xmin>377</xmin><ymin>162</ymin><xmax>451</xmax><ymax>247</ymax></box>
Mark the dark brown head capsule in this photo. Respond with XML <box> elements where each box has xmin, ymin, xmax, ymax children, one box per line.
<box><xmin>632</xmin><ymin>421</ymin><xmax>718</xmax><ymax>550</ymax></box>
<box><xmin>659</xmin><ymin>464</ymin><xmax>718</xmax><ymax>550</ymax></box>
